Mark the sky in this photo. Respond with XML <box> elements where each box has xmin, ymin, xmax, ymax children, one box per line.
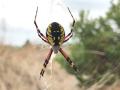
<box><xmin>0</xmin><ymin>0</ymin><xmax>111</xmax><ymax>46</ymax></box>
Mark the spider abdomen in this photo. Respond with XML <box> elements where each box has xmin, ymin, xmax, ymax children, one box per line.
<box><xmin>46</xmin><ymin>22</ymin><xmax>65</xmax><ymax>46</ymax></box>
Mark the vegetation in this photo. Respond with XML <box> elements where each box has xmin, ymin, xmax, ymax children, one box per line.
<box><xmin>57</xmin><ymin>0</ymin><xmax>120</xmax><ymax>87</ymax></box>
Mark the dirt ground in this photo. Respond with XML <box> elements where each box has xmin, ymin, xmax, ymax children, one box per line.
<box><xmin>0</xmin><ymin>44</ymin><xmax>120</xmax><ymax>90</ymax></box>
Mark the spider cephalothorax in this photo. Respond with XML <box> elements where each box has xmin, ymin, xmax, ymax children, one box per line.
<box><xmin>34</xmin><ymin>6</ymin><xmax>79</xmax><ymax>78</ymax></box>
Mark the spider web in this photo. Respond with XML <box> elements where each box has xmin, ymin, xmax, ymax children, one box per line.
<box><xmin>35</xmin><ymin>0</ymin><xmax>76</xmax><ymax>89</ymax></box>
<box><xmin>35</xmin><ymin>0</ymin><xmax>120</xmax><ymax>90</ymax></box>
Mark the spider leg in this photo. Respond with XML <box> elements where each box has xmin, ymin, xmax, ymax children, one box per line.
<box><xmin>34</xmin><ymin>6</ymin><xmax>49</xmax><ymax>44</ymax></box>
<box><xmin>64</xmin><ymin>7</ymin><xmax>75</xmax><ymax>43</ymax></box>
<box><xmin>64</xmin><ymin>33</ymin><xmax>73</xmax><ymax>43</ymax></box>
<box><xmin>40</xmin><ymin>48</ymin><xmax>53</xmax><ymax>78</ymax></box>
<box><xmin>67</xmin><ymin>7</ymin><xmax>75</xmax><ymax>27</ymax></box>
<box><xmin>59</xmin><ymin>48</ymin><xmax>79</xmax><ymax>73</ymax></box>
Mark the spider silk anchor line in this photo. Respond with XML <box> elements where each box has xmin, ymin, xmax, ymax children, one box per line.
<box><xmin>34</xmin><ymin>6</ymin><xmax>79</xmax><ymax>78</ymax></box>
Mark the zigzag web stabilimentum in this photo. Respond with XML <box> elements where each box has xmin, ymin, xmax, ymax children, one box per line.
<box><xmin>39</xmin><ymin>49</ymin><xmax>56</xmax><ymax>90</ymax></box>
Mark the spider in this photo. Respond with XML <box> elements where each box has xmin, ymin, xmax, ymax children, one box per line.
<box><xmin>34</xmin><ymin>6</ymin><xmax>79</xmax><ymax>78</ymax></box>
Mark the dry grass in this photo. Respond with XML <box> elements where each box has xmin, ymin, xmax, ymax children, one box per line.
<box><xmin>0</xmin><ymin>44</ymin><xmax>120</xmax><ymax>90</ymax></box>
<box><xmin>0</xmin><ymin>44</ymin><xmax>79</xmax><ymax>90</ymax></box>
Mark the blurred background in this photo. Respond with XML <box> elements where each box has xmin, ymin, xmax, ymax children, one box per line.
<box><xmin>0</xmin><ymin>0</ymin><xmax>120</xmax><ymax>90</ymax></box>
<box><xmin>0</xmin><ymin>0</ymin><xmax>111</xmax><ymax>46</ymax></box>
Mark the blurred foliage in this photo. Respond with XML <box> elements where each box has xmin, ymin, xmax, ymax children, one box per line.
<box><xmin>56</xmin><ymin>0</ymin><xmax>120</xmax><ymax>87</ymax></box>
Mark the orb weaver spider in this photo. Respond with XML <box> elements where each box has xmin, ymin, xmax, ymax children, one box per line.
<box><xmin>34</xmin><ymin>6</ymin><xmax>79</xmax><ymax>78</ymax></box>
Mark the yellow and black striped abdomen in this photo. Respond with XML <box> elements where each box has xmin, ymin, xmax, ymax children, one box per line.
<box><xmin>46</xmin><ymin>22</ymin><xmax>65</xmax><ymax>46</ymax></box>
